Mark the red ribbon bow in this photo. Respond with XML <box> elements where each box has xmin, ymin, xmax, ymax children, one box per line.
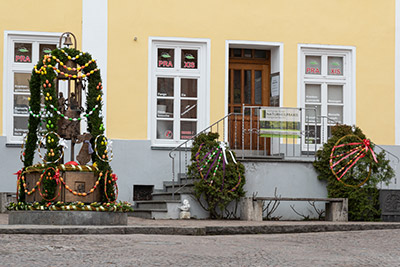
<box><xmin>111</xmin><ymin>173</ymin><xmax>118</xmax><ymax>182</ymax></box>
<box><xmin>363</xmin><ymin>139</ymin><xmax>378</xmax><ymax>163</ymax></box>
<box><xmin>14</xmin><ymin>170</ymin><xmax>22</xmax><ymax>179</ymax></box>
<box><xmin>54</xmin><ymin>169</ymin><xmax>60</xmax><ymax>184</ymax></box>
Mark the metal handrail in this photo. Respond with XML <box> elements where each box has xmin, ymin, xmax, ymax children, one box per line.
<box><xmin>168</xmin><ymin>112</ymin><xmax>241</xmax><ymax>197</ymax></box>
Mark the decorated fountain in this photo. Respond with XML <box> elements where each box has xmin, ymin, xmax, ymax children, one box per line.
<box><xmin>8</xmin><ymin>32</ymin><xmax>132</xmax><ymax>225</ymax></box>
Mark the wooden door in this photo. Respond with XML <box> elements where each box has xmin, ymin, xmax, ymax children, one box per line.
<box><xmin>228</xmin><ymin>49</ymin><xmax>270</xmax><ymax>152</ymax></box>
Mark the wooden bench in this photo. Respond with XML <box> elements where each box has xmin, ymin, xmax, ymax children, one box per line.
<box><xmin>240</xmin><ymin>197</ymin><xmax>348</xmax><ymax>222</ymax></box>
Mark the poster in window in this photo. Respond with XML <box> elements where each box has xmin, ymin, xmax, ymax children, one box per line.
<box><xmin>181</xmin><ymin>121</ymin><xmax>196</xmax><ymax>140</ymax></box>
<box><xmin>13</xmin><ymin>116</ymin><xmax>29</xmax><ymax>136</ymax></box>
<box><xmin>328</xmin><ymin>57</ymin><xmax>343</xmax><ymax>76</ymax></box>
<box><xmin>157</xmin><ymin>99</ymin><xmax>173</xmax><ymax>118</ymax></box>
<box><xmin>14</xmin><ymin>95</ymin><xmax>29</xmax><ymax>114</ymax></box>
<box><xmin>14</xmin><ymin>73</ymin><xmax>30</xmax><ymax>93</ymax></box>
<box><xmin>157</xmin><ymin>120</ymin><xmax>173</xmax><ymax>139</ymax></box>
<box><xmin>14</xmin><ymin>43</ymin><xmax>32</xmax><ymax>63</ymax></box>
<box><xmin>181</xmin><ymin>49</ymin><xmax>197</xmax><ymax>69</ymax></box>
<box><xmin>305</xmin><ymin>56</ymin><xmax>321</xmax><ymax>75</ymax></box>
<box><xmin>39</xmin><ymin>44</ymin><xmax>57</xmax><ymax>60</ymax></box>
<box><xmin>270</xmin><ymin>73</ymin><xmax>280</xmax><ymax>107</ymax></box>
<box><xmin>158</xmin><ymin>48</ymin><xmax>174</xmax><ymax>68</ymax></box>
<box><xmin>259</xmin><ymin>108</ymin><xmax>300</xmax><ymax>137</ymax></box>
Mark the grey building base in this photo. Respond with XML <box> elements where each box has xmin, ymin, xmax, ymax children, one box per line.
<box><xmin>8</xmin><ymin>211</ymin><xmax>128</xmax><ymax>225</ymax></box>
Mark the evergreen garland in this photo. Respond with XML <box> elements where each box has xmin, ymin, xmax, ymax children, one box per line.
<box><xmin>188</xmin><ymin>132</ymin><xmax>246</xmax><ymax>219</ymax></box>
<box><xmin>20</xmin><ymin>47</ymin><xmax>116</xmax><ymax>203</ymax></box>
<box><xmin>313</xmin><ymin>124</ymin><xmax>395</xmax><ymax>221</ymax></box>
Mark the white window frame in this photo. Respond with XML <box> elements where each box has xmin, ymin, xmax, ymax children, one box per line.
<box><xmin>3</xmin><ymin>31</ymin><xmax>60</xmax><ymax>144</ymax></box>
<box><xmin>148</xmin><ymin>37</ymin><xmax>210</xmax><ymax>147</ymax></box>
<box><xmin>298</xmin><ymin>44</ymin><xmax>356</xmax><ymax>150</ymax></box>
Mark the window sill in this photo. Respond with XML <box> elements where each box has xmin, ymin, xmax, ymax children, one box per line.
<box><xmin>6</xmin><ymin>143</ymin><xmax>22</xmax><ymax>148</ymax></box>
<box><xmin>151</xmin><ymin>145</ymin><xmax>191</xmax><ymax>151</ymax></box>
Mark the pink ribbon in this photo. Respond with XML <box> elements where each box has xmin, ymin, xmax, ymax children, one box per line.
<box><xmin>331</xmin><ymin>139</ymin><xmax>378</xmax><ymax>181</ymax></box>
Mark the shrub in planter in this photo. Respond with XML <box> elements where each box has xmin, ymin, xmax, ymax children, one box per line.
<box><xmin>313</xmin><ymin>125</ymin><xmax>394</xmax><ymax>221</ymax></box>
<box><xmin>187</xmin><ymin>132</ymin><xmax>246</xmax><ymax>219</ymax></box>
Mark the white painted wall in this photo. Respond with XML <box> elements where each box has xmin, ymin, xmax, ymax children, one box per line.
<box><xmin>82</xmin><ymin>0</ymin><xmax>108</xmax><ymax>130</ymax></box>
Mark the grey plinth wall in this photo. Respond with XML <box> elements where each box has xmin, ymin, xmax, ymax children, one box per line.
<box><xmin>379</xmin><ymin>189</ymin><xmax>400</xmax><ymax>222</ymax></box>
<box><xmin>325</xmin><ymin>199</ymin><xmax>348</xmax><ymax>222</ymax></box>
<box><xmin>240</xmin><ymin>197</ymin><xmax>263</xmax><ymax>221</ymax></box>
<box><xmin>8</xmin><ymin>211</ymin><xmax>128</xmax><ymax>225</ymax></box>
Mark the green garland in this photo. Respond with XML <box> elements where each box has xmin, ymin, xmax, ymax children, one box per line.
<box><xmin>7</xmin><ymin>201</ymin><xmax>133</xmax><ymax>212</ymax></box>
<box><xmin>21</xmin><ymin>47</ymin><xmax>116</xmax><ymax>203</ymax></box>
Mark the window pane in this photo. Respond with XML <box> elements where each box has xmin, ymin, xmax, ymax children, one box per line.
<box><xmin>181</xmin><ymin>121</ymin><xmax>196</xmax><ymax>140</ymax></box>
<box><xmin>305</xmin><ymin>104</ymin><xmax>321</xmax><ymax>123</ymax></box>
<box><xmin>328</xmin><ymin>85</ymin><xmax>343</xmax><ymax>103</ymax></box>
<box><xmin>158</xmin><ymin>48</ymin><xmax>174</xmax><ymax>68</ymax></box>
<box><xmin>328</xmin><ymin>57</ymin><xmax>343</xmax><ymax>76</ymax></box>
<box><xmin>14</xmin><ymin>43</ymin><xmax>32</xmax><ymax>63</ymax></box>
<box><xmin>181</xmin><ymin>79</ymin><xmax>197</xmax><ymax>97</ymax></box>
<box><xmin>14</xmin><ymin>116</ymin><xmax>28</xmax><ymax>136</ymax></box>
<box><xmin>157</xmin><ymin>99</ymin><xmax>173</xmax><ymax>118</ymax></box>
<box><xmin>157</xmin><ymin>120</ymin><xmax>173</xmax><ymax>139</ymax></box>
<box><xmin>255</xmin><ymin>70</ymin><xmax>262</xmax><ymax>104</ymax></box>
<box><xmin>254</xmin><ymin>50</ymin><xmax>267</xmax><ymax>59</ymax></box>
<box><xmin>305</xmin><ymin>56</ymin><xmax>321</xmax><ymax>75</ymax></box>
<box><xmin>305</xmin><ymin>84</ymin><xmax>321</xmax><ymax>103</ymax></box>
<box><xmin>233</xmin><ymin>49</ymin><xmax>241</xmax><ymax>57</ymax></box>
<box><xmin>244</xmin><ymin>70</ymin><xmax>251</xmax><ymax>104</ymax></box>
<box><xmin>14</xmin><ymin>73</ymin><xmax>30</xmax><ymax>93</ymax></box>
<box><xmin>244</xmin><ymin>49</ymin><xmax>252</xmax><ymax>58</ymax></box>
<box><xmin>181</xmin><ymin>100</ymin><xmax>197</xmax><ymax>119</ymax></box>
<box><xmin>328</xmin><ymin>105</ymin><xmax>343</xmax><ymax>124</ymax></box>
<box><xmin>157</xmin><ymin>78</ymin><xmax>174</xmax><ymax>97</ymax></box>
<box><xmin>14</xmin><ymin>95</ymin><xmax>29</xmax><ymax>114</ymax></box>
<box><xmin>233</xmin><ymin>70</ymin><xmax>241</xmax><ymax>104</ymax></box>
<box><xmin>305</xmin><ymin>125</ymin><xmax>321</xmax><ymax>144</ymax></box>
<box><xmin>233</xmin><ymin>106</ymin><xmax>241</xmax><ymax>113</ymax></box>
<box><xmin>181</xmin><ymin>50</ymin><xmax>198</xmax><ymax>69</ymax></box>
<box><xmin>39</xmin><ymin>44</ymin><xmax>57</xmax><ymax>60</ymax></box>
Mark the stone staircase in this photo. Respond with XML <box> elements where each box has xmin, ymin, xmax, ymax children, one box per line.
<box><xmin>129</xmin><ymin>175</ymin><xmax>197</xmax><ymax>219</ymax></box>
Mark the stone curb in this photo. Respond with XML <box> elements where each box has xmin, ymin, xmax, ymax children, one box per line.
<box><xmin>1</xmin><ymin>223</ymin><xmax>400</xmax><ymax>235</ymax></box>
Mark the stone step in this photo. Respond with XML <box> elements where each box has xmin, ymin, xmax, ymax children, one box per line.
<box><xmin>164</xmin><ymin>184</ymin><xmax>195</xmax><ymax>194</ymax></box>
<box><xmin>179</xmin><ymin>177</ymin><xmax>199</xmax><ymax>185</ymax></box>
<box><xmin>135</xmin><ymin>200</ymin><xmax>180</xmax><ymax>210</ymax></box>
<box><xmin>163</xmin><ymin>180</ymin><xmax>197</xmax><ymax>188</ymax></box>
<box><xmin>127</xmin><ymin>209</ymin><xmax>168</xmax><ymax>219</ymax></box>
<box><xmin>152</xmin><ymin>192</ymin><xmax>181</xmax><ymax>201</ymax></box>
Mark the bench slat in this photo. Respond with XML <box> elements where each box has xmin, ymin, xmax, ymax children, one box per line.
<box><xmin>253</xmin><ymin>197</ymin><xmax>344</xmax><ymax>202</ymax></box>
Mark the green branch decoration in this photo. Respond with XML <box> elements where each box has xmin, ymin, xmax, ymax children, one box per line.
<box><xmin>18</xmin><ymin>47</ymin><xmax>117</xmax><ymax>203</ymax></box>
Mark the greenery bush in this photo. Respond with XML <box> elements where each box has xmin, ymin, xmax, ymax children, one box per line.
<box><xmin>187</xmin><ymin>132</ymin><xmax>246</xmax><ymax>219</ymax></box>
<box><xmin>313</xmin><ymin>125</ymin><xmax>394</xmax><ymax>221</ymax></box>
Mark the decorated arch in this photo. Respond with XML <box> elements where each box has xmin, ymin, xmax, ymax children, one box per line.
<box><xmin>14</xmin><ymin>41</ymin><xmax>119</xmax><ymax>208</ymax></box>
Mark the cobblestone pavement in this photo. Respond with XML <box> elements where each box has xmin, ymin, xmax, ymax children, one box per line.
<box><xmin>1</xmin><ymin>229</ymin><xmax>400</xmax><ymax>266</ymax></box>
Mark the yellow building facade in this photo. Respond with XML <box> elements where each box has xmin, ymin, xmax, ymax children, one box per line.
<box><xmin>1</xmin><ymin>1</ymin><xmax>399</xmax><ymax>216</ymax></box>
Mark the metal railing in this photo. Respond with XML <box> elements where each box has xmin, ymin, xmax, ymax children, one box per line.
<box><xmin>169</xmin><ymin>105</ymin><xmax>400</xmax><ymax>195</ymax></box>
<box><xmin>168</xmin><ymin>113</ymin><xmax>237</xmax><ymax>198</ymax></box>
<box><xmin>168</xmin><ymin>106</ymin><xmax>321</xmax><ymax>197</ymax></box>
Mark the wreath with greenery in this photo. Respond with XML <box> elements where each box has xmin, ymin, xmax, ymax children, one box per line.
<box><xmin>313</xmin><ymin>124</ymin><xmax>394</xmax><ymax>221</ymax></box>
<box><xmin>16</xmin><ymin>47</ymin><xmax>116</xmax><ymax>204</ymax></box>
<box><xmin>188</xmin><ymin>132</ymin><xmax>246</xmax><ymax>219</ymax></box>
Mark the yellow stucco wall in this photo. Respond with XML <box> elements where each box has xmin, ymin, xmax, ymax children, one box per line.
<box><xmin>108</xmin><ymin>0</ymin><xmax>395</xmax><ymax>145</ymax></box>
<box><xmin>0</xmin><ymin>0</ymin><xmax>82</xmax><ymax>135</ymax></box>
